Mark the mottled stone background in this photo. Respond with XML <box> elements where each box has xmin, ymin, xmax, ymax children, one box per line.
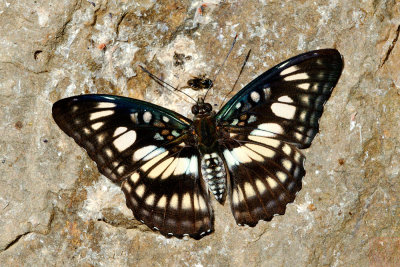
<box><xmin>1</xmin><ymin>0</ymin><xmax>399</xmax><ymax>266</ymax></box>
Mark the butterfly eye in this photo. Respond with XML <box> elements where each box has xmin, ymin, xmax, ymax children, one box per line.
<box><xmin>192</xmin><ymin>105</ymin><xmax>199</xmax><ymax>114</ymax></box>
<box><xmin>205</xmin><ymin>103</ymin><xmax>212</xmax><ymax>112</ymax></box>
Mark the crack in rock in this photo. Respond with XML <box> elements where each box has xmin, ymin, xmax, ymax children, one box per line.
<box><xmin>2</xmin><ymin>232</ymin><xmax>31</xmax><ymax>252</ymax></box>
<box><xmin>380</xmin><ymin>24</ymin><xmax>400</xmax><ymax>67</ymax></box>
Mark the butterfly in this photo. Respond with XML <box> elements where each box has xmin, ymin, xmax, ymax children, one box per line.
<box><xmin>52</xmin><ymin>49</ymin><xmax>343</xmax><ymax>239</ymax></box>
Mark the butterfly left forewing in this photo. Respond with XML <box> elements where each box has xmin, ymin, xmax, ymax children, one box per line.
<box><xmin>216</xmin><ymin>49</ymin><xmax>343</xmax><ymax>226</ymax></box>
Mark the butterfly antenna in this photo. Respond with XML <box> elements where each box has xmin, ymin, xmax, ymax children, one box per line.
<box><xmin>219</xmin><ymin>49</ymin><xmax>251</xmax><ymax>108</ymax></box>
<box><xmin>203</xmin><ymin>34</ymin><xmax>238</xmax><ymax>101</ymax></box>
<box><xmin>140</xmin><ymin>66</ymin><xmax>197</xmax><ymax>103</ymax></box>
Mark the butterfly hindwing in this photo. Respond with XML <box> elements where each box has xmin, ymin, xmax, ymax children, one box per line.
<box><xmin>52</xmin><ymin>94</ymin><xmax>213</xmax><ymax>238</ymax></box>
<box><xmin>221</xmin><ymin>134</ymin><xmax>305</xmax><ymax>225</ymax></box>
<box><xmin>217</xmin><ymin>49</ymin><xmax>343</xmax><ymax>226</ymax></box>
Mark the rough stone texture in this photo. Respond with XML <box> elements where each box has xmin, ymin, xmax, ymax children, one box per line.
<box><xmin>1</xmin><ymin>0</ymin><xmax>399</xmax><ymax>266</ymax></box>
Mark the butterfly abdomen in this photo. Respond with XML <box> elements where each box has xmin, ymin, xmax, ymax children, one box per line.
<box><xmin>200</xmin><ymin>152</ymin><xmax>226</xmax><ymax>203</ymax></box>
<box><xmin>192</xmin><ymin>111</ymin><xmax>227</xmax><ymax>202</ymax></box>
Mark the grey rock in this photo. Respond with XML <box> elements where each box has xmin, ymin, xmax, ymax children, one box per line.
<box><xmin>1</xmin><ymin>0</ymin><xmax>399</xmax><ymax>266</ymax></box>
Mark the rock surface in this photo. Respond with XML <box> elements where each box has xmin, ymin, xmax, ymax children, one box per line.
<box><xmin>1</xmin><ymin>0</ymin><xmax>399</xmax><ymax>266</ymax></box>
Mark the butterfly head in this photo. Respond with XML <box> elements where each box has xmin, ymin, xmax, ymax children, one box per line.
<box><xmin>191</xmin><ymin>98</ymin><xmax>212</xmax><ymax>116</ymax></box>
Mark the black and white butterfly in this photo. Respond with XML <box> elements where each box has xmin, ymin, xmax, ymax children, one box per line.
<box><xmin>52</xmin><ymin>49</ymin><xmax>343</xmax><ymax>239</ymax></box>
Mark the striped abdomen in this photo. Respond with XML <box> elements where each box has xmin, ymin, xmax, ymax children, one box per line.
<box><xmin>200</xmin><ymin>152</ymin><xmax>226</xmax><ymax>202</ymax></box>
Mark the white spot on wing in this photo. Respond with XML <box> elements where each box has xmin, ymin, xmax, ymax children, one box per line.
<box><xmin>244</xmin><ymin>182</ymin><xmax>257</xmax><ymax>198</ymax></box>
<box><xmin>171</xmin><ymin>130</ymin><xmax>180</xmax><ymax>137</ymax></box>
<box><xmin>145</xmin><ymin>194</ymin><xmax>155</xmax><ymax>206</ymax></box>
<box><xmin>280</xmin><ymin>65</ymin><xmax>299</xmax><ymax>76</ymax></box>
<box><xmin>246</xmin><ymin>143</ymin><xmax>275</xmax><ymax>159</ymax></box>
<box><xmin>113</xmin><ymin>130</ymin><xmax>136</xmax><ymax>152</ymax></box>
<box><xmin>282</xmin><ymin>144</ymin><xmax>292</xmax><ymax>155</ymax></box>
<box><xmin>284</xmin><ymin>73</ymin><xmax>309</xmax><ymax>81</ymax></box>
<box><xmin>232</xmin><ymin>189</ymin><xmax>239</xmax><ymax>206</ymax></box>
<box><xmin>90</xmin><ymin>110</ymin><xmax>114</xmax><ymax>120</ymax></box>
<box><xmin>276</xmin><ymin>171</ymin><xmax>287</xmax><ymax>183</ymax></box>
<box><xmin>223</xmin><ymin>150</ymin><xmax>239</xmax><ymax>168</ymax></box>
<box><xmin>294</xmin><ymin>152</ymin><xmax>302</xmax><ymax>162</ymax></box>
<box><xmin>148</xmin><ymin>157</ymin><xmax>174</xmax><ymax>178</ymax></box>
<box><xmin>173</xmin><ymin>157</ymin><xmax>190</xmax><ymax>175</ymax></box>
<box><xmin>113</xmin><ymin>126</ymin><xmax>127</xmax><ymax>137</ymax></box>
<box><xmin>267</xmin><ymin>177</ymin><xmax>278</xmax><ymax>189</ymax></box>
<box><xmin>133</xmin><ymin>145</ymin><xmax>157</xmax><ymax>161</ymax></box>
<box><xmin>97</xmin><ymin>102</ymin><xmax>116</xmax><ymax>108</ymax></box>
<box><xmin>231</xmin><ymin>147</ymin><xmax>252</xmax><ymax>163</ymax></box>
<box><xmin>255</xmin><ymin>179</ymin><xmax>267</xmax><ymax>195</ymax></box>
<box><xmin>169</xmin><ymin>193</ymin><xmax>179</xmax><ymax>209</ymax></box>
<box><xmin>162</xmin><ymin>116</ymin><xmax>170</xmax><ymax>123</ymax></box>
<box><xmin>141</xmin><ymin>150</ymin><xmax>169</xmax><ymax>172</ymax></box>
<box><xmin>157</xmin><ymin>195</ymin><xmax>167</xmax><ymax>208</ymax></box>
<box><xmin>198</xmin><ymin>196</ymin><xmax>207</xmax><ymax>212</ymax></box>
<box><xmin>91</xmin><ymin>122</ymin><xmax>104</xmax><ymax>130</ymax></box>
<box><xmin>104</xmin><ymin>148</ymin><xmax>112</xmax><ymax>157</ymax></box>
<box><xmin>122</xmin><ymin>181</ymin><xmax>132</xmax><ymax>192</ymax></box>
<box><xmin>248</xmin><ymin>135</ymin><xmax>281</xmax><ymax>148</ymax></box>
<box><xmin>187</xmin><ymin>155</ymin><xmax>198</xmax><ymax>175</ymax></box>
<box><xmin>83</xmin><ymin>128</ymin><xmax>91</xmax><ymax>135</ymax></box>
<box><xmin>161</xmin><ymin>157</ymin><xmax>179</xmax><ymax>179</ymax></box>
<box><xmin>130</xmin><ymin>172</ymin><xmax>140</xmax><ymax>184</ymax></box>
<box><xmin>97</xmin><ymin>134</ymin><xmax>105</xmax><ymax>143</ymax></box>
<box><xmin>250</xmin><ymin>91</ymin><xmax>260</xmax><ymax>102</ymax></box>
<box><xmin>135</xmin><ymin>184</ymin><xmax>145</xmax><ymax>197</ymax></box>
<box><xmin>298</xmin><ymin>83</ymin><xmax>309</xmax><ymax>90</ymax></box>
<box><xmin>143</xmin><ymin>111</ymin><xmax>152</xmax><ymax>123</ymax></box>
<box><xmin>271</xmin><ymin>103</ymin><xmax>297</xmax><ymax>119</ymax></box>
<box><xmin>182</xmin><ymin>193</ymin><xmax>191</xmax><ymax>210</ymax></box>
<box><xmin>248</xmin><ymin>115</ymin><xmax>257</xmax><ymax>123</ymax></box>
<box><xmin>153</xmin><ymin>133</ymin><xmax>164</xmax><ymax>140</ymax></box>
<box><xmin>278</xmin><ymin>96</ymin><xmax>294</xmax><ymax>103</ymax></box>
<box><xmin>282</xmin><ymin>159</ymin><xmax>293</xmax><ymax>170</ymax></box>
<box><xmin>131</xmin><ymin>113</ymin><xmax>138</xmax><ymax>123</ymax></box>
<box><xmin>258</xmin><ymin>123</ymin><xmax>284</xmax><ymax>134</ymax></box>
<box><xmin>193</xmin><ymin>194</ymin><xmax>200</xmax><ymax>211</ymax></box>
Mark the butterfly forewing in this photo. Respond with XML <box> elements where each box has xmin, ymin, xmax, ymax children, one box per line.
<box><xmin>52</xmin><ymin>95</ymin><xmax>191</xmax><ymax>182</ymax></box>
<box><xmin>52</xmin><ymin>94</ymin><xmax>213</xmax><ymax>238</ymax></box>
<box><xmin>216</xmin><ymin>49</ymin><xmax>343</xmax><ymax>226</ymax></box>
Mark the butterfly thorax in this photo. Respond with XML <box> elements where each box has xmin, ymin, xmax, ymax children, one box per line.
<box><xmin>191</xmin><ymin>101</ymin><xmax>227</xmax><ymax>203</ymax></box>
